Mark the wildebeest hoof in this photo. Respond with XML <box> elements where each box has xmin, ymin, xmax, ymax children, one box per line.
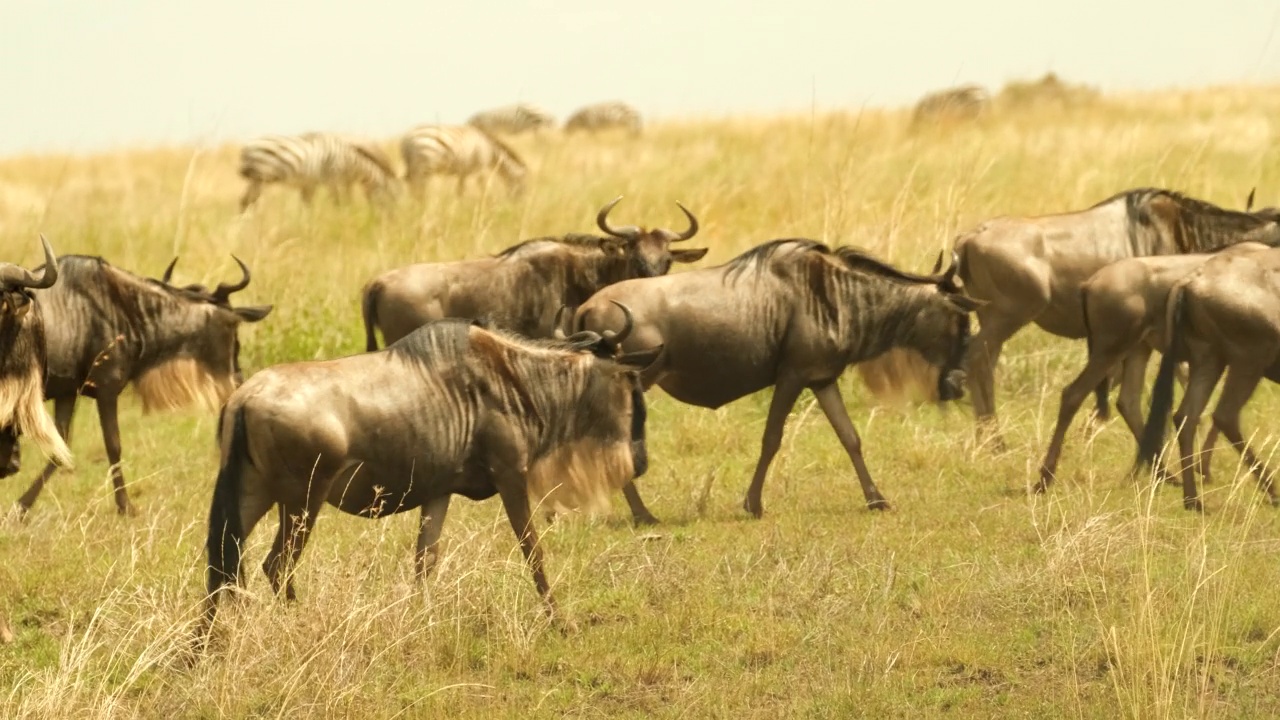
<box><xmin>742</xmin><ymin>497</ymin><xmax>764</xmax><ymax>519</ymax></box>
<box><xmin>632</xmin><ymin>512</ymin><xmax>660</xmax><ymax>527</ymax></box>
<box><xmin>866</xmin><ymin>498</ymin><xmax>890</xmax><ymax>511</ymax></box>
<box><xmin>117</xmin><ymin>502</ymin><xmax>139</xmax><ymax>518</ymax></box>
<box><xmin>7</xmin><ymin>503</ymin><xmax>31</xmax><ymax>524</ymax></box>
<box><xmin>1183</xmin><ymin>497</ymin><xmax>1205</xmax><ymax>513</ymax></box>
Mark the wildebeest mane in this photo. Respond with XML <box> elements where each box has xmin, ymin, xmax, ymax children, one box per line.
<box><xmin>723</xmin><ymin>239</ymin><xmax>830</xmax><ymax>282</ymax></box>
<box><xmin>1090</xmin><ymin>187</ymin><xmax>1278</xmax><ymax>253</ymax></box>
<box><xmin>494</xmin><ymin>233</ymin><xmax>627</xmax><ymax>259</ymax></box>
<box><xmin>724</xmin><ymin>239</ymin><xmax>941</xmax><ymax>285</ymax></box>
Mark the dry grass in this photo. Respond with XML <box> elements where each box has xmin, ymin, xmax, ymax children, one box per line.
<box><xmin>3</xmin><ymin>83</ymin><xmax>1280</xmax><ymax>718</ymax></box>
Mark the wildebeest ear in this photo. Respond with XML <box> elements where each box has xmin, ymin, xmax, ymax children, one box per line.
<box><xmin>946</xmin><ymin>294</ymin><xmax>985</xmax><ymax>313</ymax></box>
<box><xmin>232</xmin><ymin>304</ymin><xmax>274</xmax><ymax>323</ymax></box>
<box><xmin>616</xmin><ymin>344</ymin><xmax>664</xmax><ymax>370</ymax></box>
<box><xmin>671</xmin><ymin>248</ymin><xmax>709</xmax><ymax>264</ymax></box>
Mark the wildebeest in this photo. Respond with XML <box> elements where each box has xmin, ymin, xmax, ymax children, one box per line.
<box><xmin>199</xmin><ymin>313</ymin><xmax>660</xmax><ymax>642</ymax></box>
<box><xmin>1036</xmin><ymin>242</ymin><xmax>1271</xmax><ymax>491</ymax></box>
<box><xmin>12</xmin><ymin>256</ymin><xmax>273</xmax><ymax>516</ymax></box>
<box><xmin>1138</xmin><ymin>247</ymin><xmax>1280</xmax><ymax>511</ymax></box>
<box><xmin>361</xmin><ymin>196</ymin><xmax>707</xmax><ymax>349</ymax></box>
<box><xmin>238</xmin><ymin>132</ymin><xmax>399</xmax><ymax>212</ymax></box>
<box><xmin>400</xmin><ymin>124</ymin><xmax>527</xmax><ymax>195</ymax></box>
<box><xmin>956</xmin><ymin>188</ymin><xmax>1280</xmax><ymax>444</ymax></box>
<box><xmin>563</xmin><ymin>101</ymin><xmax>642</xmax><ymax>136</ymax></box>
<box><xmin>0</xmin><ymin>237</ymin><xmax>72</xmax><ymax>479</ymax></box>
<box><xmin>572</xmin><ymin>239</ymin><xmax>982</xmax><ymax>522</ymax></box>
<box><xmin>911</xmin><ymin>84</ymin><xmax>990</xmax><ymax>128</ymax></box>
<box><xmin>467</xmin><ymin>103</ymin><xmax>556</xmax><ymax>136</ymax></box>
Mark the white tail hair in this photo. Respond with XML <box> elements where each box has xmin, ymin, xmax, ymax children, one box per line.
<box><xmin>525</xmin><ymin>439</ymin><xmax>634</xmax><ymax>517</ymax></box>
<box><xmin>134</xmin><ymin>358</ymin><xmax>236</xmax><ymax>414</ymax></box>
<box><xmin>0</xmin><ymin>364</ymin><xmax>72</xmax><ymax>469</ymax></box>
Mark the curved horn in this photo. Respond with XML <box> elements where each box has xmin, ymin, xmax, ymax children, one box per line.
<box><xmin>0</xmin><ymin>235</ymin><xmax>59</xmax><ymax>289</ymax></box>
<box><xmin>596</xmin><ymin>196</ymin><xmax>640</xmax><ymax>239</ymax></box>
<box><xmin>161</xmin><ymin>256</ymin><xmax>179</xmax><ymax>284</ymax></box>
<box><xmin>935</xmin><ymin>251</ymin><xmax>960</xmax><ymax>287</ymax></box>
<box><xmin>672</xmin><ymin>202</ymin><xmax>699</xmax><ymax>241</ymax></box>
<box><xmin>601</xmin><ymin>300</ymin><xmax>634</xmax><ymax>348</ymax></box>
<box><xmin>1247</xmin><ymin>187</ymin><xmax>1257</xmax><ymax>212</ymax></box>
<box><xmin>552</xmin><ymin>305</ymin><xmax>571</xmax><ymax>339</ymax></box>
<box><xmin>213</xmin><ymin>255</ymin><xmax>251</xmax><ymax>301</ymax></box>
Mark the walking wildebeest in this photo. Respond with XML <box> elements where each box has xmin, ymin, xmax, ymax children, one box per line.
<box><xmin>1138</xmin><ymin>247</ymin><xmax>1280</xmax><ymax>511</ymax></box>
<box><xmin>955</xmin><ymin>188</ymin><xmax>1280</xmax><ymax>445</ymax></box>
<box><xmin>12</xmin><ymin>256</ymin><xmax>272</xmax><ymax>516</ymax></box>
<box><xmin>0</xmin><ymin>237</ymin><xmax>72</xmax><ymax>479</ymax></box>
<box><xmin>1036</xmin><ymin>242</ymin><xmax>1271</xmax><ymax>492</ymax></box>
<box><xmin>572</xmin><ymin>239</ymin><xmax>982</xmax><ymax>522</ymax></box>
<box><xmin>199</xmin><ymin>313</ymin><xmax>660</xmax><ymax>644</ymax></box>
<box><xmin>361</xmin><ymin>196</ymin><xmax>707</xmax><ymax>348</ymax></box>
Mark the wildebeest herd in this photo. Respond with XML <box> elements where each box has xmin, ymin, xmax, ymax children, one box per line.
<box><xmin>6</xmin><ymin>180</ymin><xmax>1280</xmax><ymax>654</ymax></box>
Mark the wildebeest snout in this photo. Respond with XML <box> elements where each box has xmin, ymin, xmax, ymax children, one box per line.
<box><xmin>939</xmin><ymin>369</ymin><xmax>967</xmax><ymax>402</ymax></box>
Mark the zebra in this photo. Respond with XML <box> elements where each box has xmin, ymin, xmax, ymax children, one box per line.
<box><xmin>466</xmin><ymin>103</ymin><xmax>556</xmax><ymax>136</ymax></box>
<box><xmin>399</xmin><ymin>124</ymin><xmax>527</xmax><ymax>196</ymax></box>
<box><xmin>237</xmin><ymin>132</ymin><xmax>399</xmax><ymax>212</ymax></box>
<box><xmin>910</xmin><ymin>85</ymin><xmax>990</xmax><ymax>129</ymax></box>
<box><xmin>563</xmin><ymin>101</ymin><xmax>642</xmax><ymax>136</ymax></box>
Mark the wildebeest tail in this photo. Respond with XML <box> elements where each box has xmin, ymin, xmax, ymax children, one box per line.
<box><xmin>207</xmin><ymin>404</ymin><xmax>249</xmax><ymax>604</ymax></box>
<box><xmin>1137</xmin><ymin>283</ymin><xmax>1186</xmax><ymax>467</ymax></box>
<box><xmin>361</xmin><ymin>280</ymin><xmax>383</xmax><ymax>351</ymax></box>
<box><xmin>1081</xmin><ymin>285</ymin><xmax>1111</xmax><ymax>420</ymax></box>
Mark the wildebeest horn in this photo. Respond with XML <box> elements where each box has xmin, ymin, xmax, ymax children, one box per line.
<box><xmin>933</xmin><ymin>251</ymin><xmax>960</xmax><ymax>287</ymax></box>
<box><xmin>597</xmin><ymin>196</ymin><xmax>640</xmax><ymax>239</ymax></box>
<box><xmin>213</xmin><ymin>256</ymin><xmax>251</xmax><ymax>301</ymax></box>
<box><xmin>0</xmin><ymin>235</ymin><xmax>59</xmax><ymax>290</ymax></box>
<box><xmin>672</xmin><ymin>202</ymin><xmax>699</xmax><ymax>241</ymax></box>
<box><xmin>552</xmin><ymin>305</ymin><xmax>572</xmax><ymax>339</ymax></box>
<box><xmin>601</xmin><ymin>301</ymin><xmax>634</xmax><ymax>348</ymax></box>
<box><xmin>161</xmin><ymin>257</ymin><xmax>179</xmax><ymax>284</ymax></box>
<box><xmin>1247</xmin><ymin>187</ymin><xmax>1256</xmax><ymax>212</ymax></box>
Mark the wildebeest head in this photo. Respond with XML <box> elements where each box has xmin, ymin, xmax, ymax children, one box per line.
<box><xmin>553</xmin><ymin>300</ymin><xmax>662</xmax><ymax>477</ymax></box>
<box><xmin>0</xmin><ymin>235</ymin><xmax>58</xmax><ymax>322</ymax></box>
<box><xmin>148</xmin><ymin>256</ymin><xmax>274</xmax><ymax>397</ymax></box>
<box><xmin>595</xmin><ymin>196</ymin><xmax>708</xmax><ymax>277</ymax></box>
<box><xmin>918</xmin><ymin>251</ymin><xmax>984</xmax><ymax>401</ymax></box>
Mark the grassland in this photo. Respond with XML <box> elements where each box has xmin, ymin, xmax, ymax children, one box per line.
<box><xmin>3</xmin><ymin>84</ymin><xmax>1280</xmax><ymax>718</ymax></box>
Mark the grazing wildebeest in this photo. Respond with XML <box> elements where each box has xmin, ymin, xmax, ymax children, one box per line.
<box><xmin>13</xmin><ymin>256</ymin><xmax>273</xmax><ymax>516</ymax></box>
<box><xmin>199</xmin><ymin>313</ymin><xmax>660</xmax><ymax>643</ymax></box>
<box><xmin>467</xmin><ymin>103</ymin><xmax>556</xmax><ymax>136</ymax></box>
<box><xmin>911</xmin><ymin>84</ymin><xmax>990</xmax><ymax>127</ymax></box>
<box><xmin>1036</xmin><ymin>242</ymin><xmax>1272</xmax><ymax>491</ymax></box>
<box><xmin>400</xmin><ymin>124</ymin><xmax>527</xmax><ymax>196</ymax></box>
<box><xmin>1137</xmin><ymin>247</ymin><xmax>1280</xmax><ymax>511</ymax></box>
<box><xmin>572</xmin><ymin>239</ymin><xmax>982</xmax><ymax>522</ymax></box>
<box><xmin>563</xmin><ymin>101</ymin><xmax>642</xmax><ymax>136</ymax></box>
<box><xmin>238</xmin><ymin>132</ymin><xmax>399</xmax><ymax>212</ymax></box>
<box><xmin>956</xmin><ymin>188</ymin><xmax>1280</xmax><ymax>445</ymax></box>
<box><xmin>361</xmin><ymin>196</ymin><xmax>707</xmax><ymax>348</ymax></box>
<box><xmin>0</xmin><ymin>237</ymin><xmax>73</xmax><ymax>479</ymax></box>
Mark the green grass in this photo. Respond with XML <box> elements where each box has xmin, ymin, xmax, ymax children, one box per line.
<box><xmin>4</xmin><ymin>84</ymin><xmax>1280</xmax><ymax>718</ymax></box>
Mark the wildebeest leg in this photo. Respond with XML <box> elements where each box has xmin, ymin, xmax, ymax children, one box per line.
<box><xmin>1170</xmin><ymin>359</ymin><xmax>1225</xmax><ymax>512</ymax></box>
<box><xmin>239</xmin><ymin>180</ymin><xmax>263</xmax><ymax>213</ymax></box>
<box><xmin>742</xmin><ymin>376</ymin><xmax>806</xmax><ymax>518</ymax></box>
<box><xmin>0</xmin><ymin>427</ymin><xmax>18</xmax><ymax>480</ymax></box>
<box><xmin>620</xmin><ymin>482</ymin><xmax>659</xmax><ymax>526</ymax></box>
<box><xmin>1208</xmin><ymin>367</ymin><xmax>1276</xmax><ymax>505</ymax></box>
<box><xmin>965</xmin><ymin>311</ymin><xmax>1025</xmax><ymax>449</ymax></box>
<box><xmin>1038</xmin><ymin>350</ymin><xmax>1127</xmax><ymax>492</ymax></box>
<box><xmin>1114</xmin><ymin>348</ymin><xmax>1154</xmax><ymax>442</ymax></box>
<box><xmin>95</xmin><ymin>394</ymin><xmax>135</xmax><ymax>516</ymax></box>
<box><xmin>263</xmin><ymin>502</ymin><xmax>319</xmax><ymax>601</ymax></box>
<box><xmin>812</xmin><ymin>382</ymin><xmax>890</xmax><ymax>510</ymax></box>
<box><xmin>496</xmin><ymin>479</ymin><xmax>558</xmax><ymax>620</ymax></box>
<box><xmin>414</xmin><ymin>494</ymin><xmax>452</xmax><ymax>580</ymax></box>
<box><xmin>1200</xmin><ymin>425</ymin><xmax>1220</xmax><ymax>483</ymax></box>
<box><xmin>16</xmin><ymin>396</ymin><xmax>77</xmax><ymax>514</ymax></box>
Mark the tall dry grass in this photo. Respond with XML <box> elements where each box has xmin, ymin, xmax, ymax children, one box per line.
<box><xmin>2</xmin><ymin>83</ymin><xmax>1280</xmax><ymax>718</ymax></box>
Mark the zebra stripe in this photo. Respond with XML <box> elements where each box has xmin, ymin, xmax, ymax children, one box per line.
<box><xmin>237</xmin><ymin>132</ymin><xmax>398</xmax><ymax>211</ymax></box>
<box><xmin>563</xmin><ymin>101</ymin><xmax>642</xmax><ymax>135</ymax></box>
<box><xmin>400</xmin><ymin>124</ymin><xmax>527</xmax><ymax>194</ymax></box>
<box><xmin>467</xmin><ymin>103</ymin><xmax>556</xmax><ymax>135</ymax></box>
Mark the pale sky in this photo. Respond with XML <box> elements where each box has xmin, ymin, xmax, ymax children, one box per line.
<box><xmin>5</xmin><ymin>0</ymin><xmax>1279</xmax><ymax>156</ymax></box>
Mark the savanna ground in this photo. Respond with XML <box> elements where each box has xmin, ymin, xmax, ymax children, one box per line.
<box><xmin>3</xmin><ymin>85</ymin><xmax>1280</xmax><ymax>718</ymax></box>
